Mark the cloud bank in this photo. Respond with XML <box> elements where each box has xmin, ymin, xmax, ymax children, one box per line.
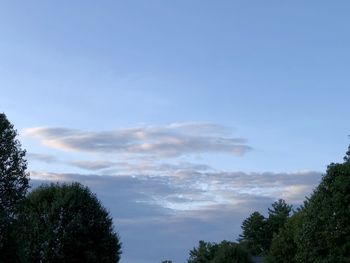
<box><xmin>24</xmin><ymin>122</ymin><xmax>323</xmax><ymax>262</ymax></box>
<box><xmin>31</xmin><ymin>170</ymin><xmax>322</xmax><ymax>212</ymax></box>
<box><xmin>30</xmin><ymin>170</ymin><xmax>322</xmax><ymax>263</ymax></box>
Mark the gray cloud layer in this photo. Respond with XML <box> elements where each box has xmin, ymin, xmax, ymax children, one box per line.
<box><xmin>30</xmin><ymin>170</ymin><xmax>322</xmax><ymax>263</ymax></box>
<box><xmin>25</xmin><ymin>123</ymin><xmax>251</xmax><ymax>157</ymax></box>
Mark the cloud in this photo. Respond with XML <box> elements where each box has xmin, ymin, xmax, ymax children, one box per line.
<box><xmin>24</xmin><ymin>123</ymin><xmax>251</xmax><ymax>158</ymax></box>
<box><xmin>30</xmin><ymin>169</ymin><xmax>322</xmax><ymax>212</ymax></box>
<box><xmin>68</xmin><ymin>159</ymin><xmax>213</xmax><ymax>175</ymax></box>
<box><xmin>69</xmin><ymin>160</ymin><xmax>119</xmax><ymax>171</ymax></box>
<box><xmin>27</xmin><ymin>153</ymin><xmax>58</xmax><ymax>163</ymax></box>
<box><xmin>29</xmin><ymin>170</ymin><xmax>322</xmax><ymax>263</ymax></box>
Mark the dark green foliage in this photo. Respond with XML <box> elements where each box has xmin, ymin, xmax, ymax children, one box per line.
<box><xmin>265</xmin><ymin>211</ymin><xmax>303</xmax><ymax>263</ymax></box>
<box><xmin>267</xmin><ymin>199</ymin><xmax>292</xmax><ymax>232</ymax></box>
<box><xmin>238</xmin><ymin>212</ymin><xmax>267</xmax><ymax>255</ymax></box>
<box><xmin>239</xmin><ymin>200</ymin><xmax>292</xmax><ymax>256</ymax></box>
<box><xmin>296</xmin><ymin>159</ymin><xmax>350</xmax><ymax>262</ymax></box>
<box><xmin>188</xmin><ymin>240</ymin><xmax>252</xmax><ymax>263</ymax></box>
<box><xmin>211</xmin><ymin>241</ymin><xmax>252</xmax><ymax>263</ymax></box>
<box><xmin>188</xmin><ymin>240</ymin><xmax>219</xmax><ymax>263</ymax></box>
<box><xmin>0</xmin><ymin>113</ymin><xmax>29</xmax><ymax>261</ymax></box>
<box><xmin>239</xmin><ymin>146</ymin><xmax>350</xmax><ymax>262</ymax></box>
<box><xmin>18</xmin><ymin>183</ymin><xmax>122</xmax><ymax>263</ymax></box>
<box><xmin>265</xmin><ymin>199</ymin><xmax>292</xmax><ymax>249</ymax></box>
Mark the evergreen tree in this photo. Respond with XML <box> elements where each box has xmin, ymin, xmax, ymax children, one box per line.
<box><xmin>238</xmin><ymin>200</ymin><xmax>292</xmax><ymax>256</ymax></box>
<box><xmin>188</xmin><ymin>240</ymin><xmax>219</xmax><ymax>263</ymax></box>
<box><xmin>238</xmin><ymin>211</ymin><xmax>267</xmax><ymax>255</ymax></box>
<box><xmin>265</xmin><ymin>199</ymin><xmax>292</xmax><ymax>249</ymax></box>
<box><xmin>265</xmin><ymin>211</ymin><xmax>303</xmax><ymax>263</ymax></box>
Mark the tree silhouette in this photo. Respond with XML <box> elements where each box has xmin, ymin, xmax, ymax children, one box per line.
<box><xmin>0</xmin><ymin>113</ymin><xmax>29</xmax><ymax>261</ymax></box>
<box><xmin>296</xmin><ymin>147</ymin><xmax>350</xmax><ymax>262</ymax></box>
<box><xmin>18</xmin><ymin>183</ymin><xmax>122</xmax><ymax>263</ymax></box>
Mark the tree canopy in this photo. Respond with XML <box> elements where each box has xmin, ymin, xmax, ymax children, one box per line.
<box><xmin>188</xmin><ymin>240</ymin><xmax>252</xmax><ymax>263</ymax></box>
<box><xmin>265</xmin><ymin>210</ymin><xmax>303</xmax><ymax>263</ymax></box>
<box><xmin>0</xmin><ymin>113</ymin><xmax>29</xmax><ymax>260</ymax></box>
<box><xmin>238</xmin><ymin>211</ymin><xmax>267</xmax><ymax>255</ymax></box>
<box><xmin>295</xmin><ymin>155</ymin><xmax>350</xmax><ymax>262</ymax></box>
<box><xmin>265</xmin><ymin>146</ymin><xmax>350</xmax><ymax>262</ymax></box>
<box><xmin>238</xmin><ymin>199</ymin><xmax>292</xmax><ymax>256</ymax></box>
<box><xmin>265</xmin><ymin>199</ymin><xmax>292</xmax><ymax>250</ymax></box>
<box><xmin>211</xmin><ymin>241</ymin><xmax>252</xmax><ymax>263</ymax></box>
<box><xmin>18</xmin><ymin>183</ymin><xmax>122</xmax><ymax>263</ymax></box>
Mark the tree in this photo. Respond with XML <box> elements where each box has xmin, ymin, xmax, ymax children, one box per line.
<box><xmin>0</xmin><ymin>113</ymin><xmax>29</xmax><ymax>260</ymax></box>
<box><xmin>18</xmin><ymin>183</ymin><xmax>122</xmax><ymax>263</ymax></box>
<box><xmin>238</xmin><ymin>200</ymin><xmax>292</xmax><ymax>256</ymax></box>
<box><xmin>265</xmin><ymin>210</ymin><xmax>303</xmax><ymax>263</ymax></box>
<box><xmin>296</xmin><ymin>149</ymin><xmax>350</xmax><ymax>262</ymax></box>
<box><xmin>344</xmin><ymin>143</ymin><xmax>350</xmax><ymax>162</ymax></box>
<box><xmin>265</xmin><ymin>199</ymin><xmax>292</xmax><ymax>249</ymax></box>
<box><xmin>211</xmin><ymin>241</ymin><xmax>252</xmax><ymax>263</ymax></box>
<box><xmin>188</xmin><ymin>240</ymin><xmax>219</xmax><ymax>263</ymax></box>
<box><xmin>188</xmin><ymin>240</ymin><xmax>252</xmax><ymax>263</ymax></box>
<box><xmin>238</xmin><ymin>211</ymin><xmax>267</xmax><ymax>255</ymax></box>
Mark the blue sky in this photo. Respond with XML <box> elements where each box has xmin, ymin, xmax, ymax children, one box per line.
<box><xmin>1</xmin><ymin>1</ymin><xmax>350</xmax><ymax>262</ymax></box>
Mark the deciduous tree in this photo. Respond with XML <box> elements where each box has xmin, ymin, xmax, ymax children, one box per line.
<box><xmin>18</xmin><ymin>183</ymin><xmax>122</xmax><ymax>263</ymax></box>
<box><xmin>0</xmin><ymin>113</ymin><xmax>29</xmax><ymax>260</ymax></box>
<box><xmin>211</xmin><ymin>241</ymin><xmax>252</xmax><ymax>263</ymax></box>
<box><xmin>296</xmin><ymin>149</ymin><xmax>350</xmax><ymax>262</ymax></box>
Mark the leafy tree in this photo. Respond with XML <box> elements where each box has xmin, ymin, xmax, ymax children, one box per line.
<box><xmin>265</xmin><ymin>210</ymin><xmax>303</xmax><ymax>263</ymax></box>
<box><xmin>18</xmin><ymin>183</ymin><xmax>122</xmax><ymax>263</ymax></box>
<box><xmin>296</xmin><ymin>149</ymin><xmax>350</xmax><ymax>262</ymax></box>
<box><xmin>238</xmin><ymin>211</ymin><xmax>267</xmax><ymax>255</ymax></box>
<box><xmin>0</xmin><ymin>113</ymin><xmax>29</xmax><ymax>261</ymax></box>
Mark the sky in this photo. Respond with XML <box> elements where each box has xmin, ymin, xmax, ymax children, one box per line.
<box><xmin>1</xmin><ymin>1</ymin><xmax>350</xmax><ymax>262</ymax></box>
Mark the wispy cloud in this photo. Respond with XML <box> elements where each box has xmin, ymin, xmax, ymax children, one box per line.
<box><xmin>68</xmin><ymin>159</ymin><xmax>212</xmax><ymax>174</ymax></box>
<box><xmin>27</xmin><ymin>153</ymin><xmax>58</xmax><ymax>163</ymax></box>
<box><xmin>69</xmin><ymin>160</ymin><xmax>119</xmax><ymax>171</ymax></box>
<box><xmin>24</xmin><ymin>123</ymin><xmax>251</xmax><ymax>158</ymax></box>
